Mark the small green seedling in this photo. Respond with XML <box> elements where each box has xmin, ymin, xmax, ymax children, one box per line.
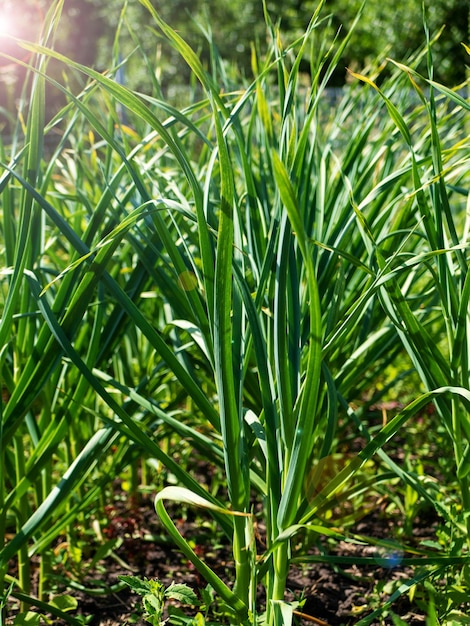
<box><xmin>119</xmin><ymin>576</ymin><xmax>199</xmax><ymax>626</ymax></box>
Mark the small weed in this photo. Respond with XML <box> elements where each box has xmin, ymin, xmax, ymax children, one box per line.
<box><xmin>119</xmin><ymin>576</ymin><xmax>202</xmax><ymax>625</ymax></box>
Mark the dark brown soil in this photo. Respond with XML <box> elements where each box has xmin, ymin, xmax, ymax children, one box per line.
<box><xmin>5</xmin><ymin>488</ymin><xmax>441</xmax><ymax>626</ymax></box>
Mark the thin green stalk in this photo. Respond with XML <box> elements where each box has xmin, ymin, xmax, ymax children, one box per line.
<box><xmin>13</xmin><ymin>435</ymin><xmax>30</xmax><ymax>607</ymax></box>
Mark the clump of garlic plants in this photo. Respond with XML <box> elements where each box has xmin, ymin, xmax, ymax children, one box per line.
<box><xmin>0</xmin><ymin>1</ymin><xmax>469</xmax><ymax>624</ymax></box>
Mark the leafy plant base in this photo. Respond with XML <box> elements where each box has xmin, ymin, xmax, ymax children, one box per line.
<box><xmin>5</xmin><ymin>489</ymin><xmax>438</xmax><ymax>625</ymax></box>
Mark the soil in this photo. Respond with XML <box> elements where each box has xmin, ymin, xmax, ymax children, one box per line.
<box><xmin>5</xmin><ymin>486</ymin><xmax>441</xmax><ymax>626</ymax></box>
<box><xmin>5</xmin><ymin>405</ymin><xmax>449</xmax><ymax>625</ymax></box>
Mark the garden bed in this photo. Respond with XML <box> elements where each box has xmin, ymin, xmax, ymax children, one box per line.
<box><xmin>7</xmin><ymin>478</ymin><xmax>441</xmax><ymax>625</ymax></box>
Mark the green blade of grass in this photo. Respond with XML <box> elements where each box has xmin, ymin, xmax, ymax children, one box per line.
<box><xmin>272</xmin><ymin>150</ymin><xmax>322</xmax><ymax>531</ymax></box>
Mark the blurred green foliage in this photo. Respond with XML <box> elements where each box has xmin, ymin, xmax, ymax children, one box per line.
<box><xmin>87</xmin><ymin>0</ymin><xmax>469</xmax><ymax>88</ymax></box>
<box><xmin>0</xmin><ymin>0</ymin><xmax>468</xmax><ymax>120</ymax></box>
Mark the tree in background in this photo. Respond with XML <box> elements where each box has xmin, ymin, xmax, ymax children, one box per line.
<box><xmin>323</xmin><ymin>0</ymin><xmax>469</xmax><ymax>85</ymax></box>
<box><xmin>85</xmin><ymin>0</ymin><xmax>468</xmax><ymax>92</ymax></box>
<box><xmin>0</xmin><ymin>0</ymin><xmax>468</xmax><ymax>121</ymax></box>
<box><xmin>86</xmin><ymin>0</ymin><xmax>469</xmax><ymax>88</ymax></box>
